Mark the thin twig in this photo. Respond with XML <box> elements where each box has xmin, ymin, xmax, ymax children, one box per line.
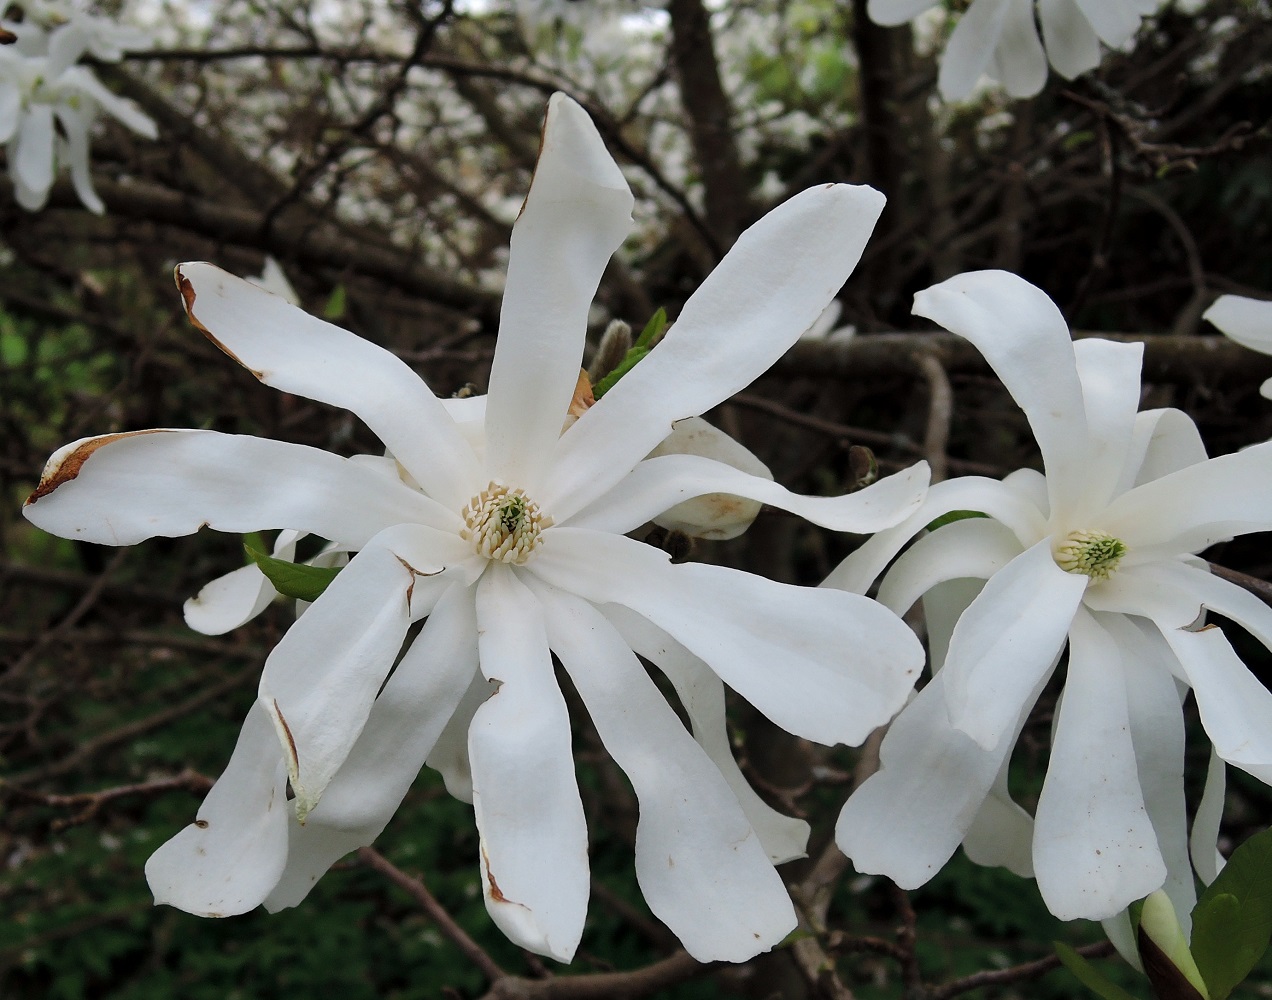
<box><xmin>928</xmin><ymin>940</ymin><xmax>1115</xmax><ymax>1000</ymax></box>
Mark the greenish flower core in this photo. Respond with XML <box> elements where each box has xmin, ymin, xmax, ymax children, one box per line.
<box><xmin>1054</xmin><ymin>530</ymin><xmax>1127</xmax><ymax>581</ymax></box>
<box><xmin>461</xmin><ymin>482</ymin><xmax>552</xmax><ymax>565</ymax></box>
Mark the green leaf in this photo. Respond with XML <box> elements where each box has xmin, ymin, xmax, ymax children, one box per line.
<box><xmin>1191</xmin><ymin>827</ymin><xmax>1272</xmax><ymax>1000</ymax></box>
<box><xmin>244</xmin><ymin>544</ymin><xmax>342</xmax><ymax>602</ymax></box>
<box><xmin>926</xmin><ymin>509</ymin><xmax>989</xmax><ymax>531</ymax></box>
<box><xmin>323</xmin><ymin>283</ymin><xmax>347</xmax><ymax>320</ymax></box>
<box><xmin>593</xmin><ymin>309</ymin><xmax>666</xmax><ymax>398</ymax></box>
<box><xmin>1054</xmin><ymin>941</ymin><xmax>1142</xmax><ymax>1000</ymax></box>
<box><xmin>633</xmin><ymin>307</ymin><xmax>667</xmax><ymax>350</ymax></box>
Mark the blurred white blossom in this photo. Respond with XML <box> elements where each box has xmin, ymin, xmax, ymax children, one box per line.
<box><xmin>1205</xmin><ymin>294</ymin><xmax>1272</xmax><ymax>398</ymax></box>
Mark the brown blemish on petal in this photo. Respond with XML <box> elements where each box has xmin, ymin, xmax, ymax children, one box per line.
<box><xmin>194</xmin><ymin>819</ymin><xmax>209</xmax><ymax>829</ymax></box>
<box><xmin>174</xmin><ymin>265</ymin><xmax>266</xmax><ymax>380</ymax></box>
<box><xmin>271</xmin><ymin>697</ymin><xmax>299</xmax><ymax>780</ymax></box>
<box><xmin>482</xmin><ymin>846</ymin><xmax>510</xmax><ymax>904</ymax></box>
<box><xmin>25</xmin><ymin>428</ymin><xmax>172</xmax><ymax>504</ymax></box>
<box><xmin>515</xmin><ymin>107</ymin><xmax>552</xmax><ymax>223</ymax></box>
<box><xmin>393</xmin><ymin>554</ymin><xmax>443</xmax><ymax>613</ymax></box>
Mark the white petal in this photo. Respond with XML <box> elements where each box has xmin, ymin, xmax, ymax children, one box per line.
<box><xmin>24</xmin><ymin>429</ymin><xmax>455</xmax><ymax>546</ymax></box>
<box><xmin>1161</xmin><ymin>624</ymin><xmax>1272</xmax><ymax>784</ymax></box>
<box><xmin>54</xmin><ymin>104</ymin><xmax>104</xmax><ymax>215</ymax></box>
<box><xmin>259</xmin><ymin>526</ymin><xmax>455</xmax><ymax>820</ymax></box>
<box><xmin>1032</xmin><ymin>609</ymin><xmax>1165</xmax><ymax>920</ymax></box>
<box><xmin>913</xmin><ymin>272</ymin><xmax>1089</xmax><ymax>523</ymax></box>
<box><xmin>1071</xmin><ymin>339</ymin><xmax>1144</xmax><ymax>519</ymax></box>
<box><xmin>537</xmin><ymin>582</ymin><xmax>796</xmax><ymax>962</ymax></box>
<box><xmin>835</xmin><ymin>671</ymin><xmax>1020</xmax><ymax>888</ymax></box>
<box><xmin>264</xmin><ymin>583</ymin><xmax>479</xmax><ymax>910</ymax></box>
<box><xmin>989</xmin><ymin>0</ymin><xmax>1048</xmax><ymax>99</ymax></box>
<box><xmin>62</xmin><ymin>66</ymin><xmax>157</xmax><ymax>137</ymax></box>
<box><xmin>424</xmin><ymin>669</ymin><xmax>490</xmax><ymax>804</ymax></box>
<box><xmin>14</xmin><ymin>101</ymin><xmax>54</xmax><ymax>199</ymax></box>
<box><xmin>1118</xmin><ymin>407</ymin><xmax>1207</xmax><ymax>495</ymax></box>
<box><xmin>938</xmin><ymin>0</ymin><xmax>1011</xmax><ymax>101</ymax></box>
<box><xmin>923</xmin><ymin>577</ymin><xmax>985</xmax><ymax>673</ymax></box>
<box><xmin>484</xmin><ymin>93</ymin><xmax>633</xmax><ymax>494</ymax></box>
<box><xmin>867</xmin><ymin>0</ymin><xmax>936</xmax><ymax>24</ymax></box>
<box><xmin>566</xmin><ymin>453</ymin><xmax>928</xmax><ymax>538</ymax></box>
<box><xmin>877</xmin><ymin>516</ymin><xmax>1024</xmax><ymax>616</ymax></box>
<box><xmin>1205</xmin><ymin>295</ymin><xmax>1272</xmax><ymax>355</ymax></box>
<box><xmin>469</xmin><ymin>565</ymin><xmax>588</xmax><ymax>962</ymax></box>
<box><xmin>1072</xmin><ymin>0</ymin><xmax>1143</xmax><ymax>46</ymax></box>
<box><xmin>821</xmin><ymin>475</ymin><xmax>1046</xmax><ymax>595</ymax></box>
<box><xmin>145</xmin><ymin>702</ymin><xmax>290</xmax><ymax>916</ymax></box>
<box><xmin>962</xmin><ymin>761</ymin><xmax>1034</xmax><ymax>877</ymax></box>
<box><xmin>532</xmin><ymin>527</ymin><xmax>922</xmax><ymax>746</ymax></box>
<box><xmin>0</xmin><ymin>85</ymin><xmax>20</xmax><ymax>143</ymax></box>
<box><xmin>548</xmin><ymin>183</ymin><xmax>885</xmax><ymax>520</ymax></box>
<box><xmin>1190</xmin><ymin>749</ymin><xmax>1227</xmax><ymax>886</ymax></box>
<box><xmin>1082</xmin><ymin>558</ymin><xmax>1207</xmax><ymax>629</ymax></box>
<box><xmin>941</xmin><ymin>539</ymin><xmax>1086</xmax><ymax>750</ymax></box>
<box><xmin>604</xmin><ymin>603</ymin><xmax>810</xmax><ymax>864</ymax></box>
<box><xmin>184</xmin><ymin>529</ymin><xmax>300</xmax><ymax>636</ymax></box>
<box><xmin>1039</xmin><ymin>0</ymin><xmax>1102</xmax><ymax>77</ymax></box>
<box><xmin>175</xmin><ymin>263</ymin><xmax>480</xmax><ymax>510</ymax></box>
<box><xmin>46</xmin><ymin>23</ymin><xmax>89</xmax><ymax>76</ymax></box>
<box><xmin>1100</xmin><ymin>440</ymin><xmax>1272</xmax><ymax>556</ymax></box>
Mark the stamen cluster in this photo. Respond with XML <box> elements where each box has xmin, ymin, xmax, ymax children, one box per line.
<box><xmin>460</xmin><ymin>482</ymin><xmax>553</xmax><ymax>565</ymax></box>
<box><xmin>1054</xmin><ymin>529</ymin><xmax>1127</xmax><ymax>582</ymax></box>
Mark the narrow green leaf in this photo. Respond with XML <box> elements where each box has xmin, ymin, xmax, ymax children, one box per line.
<box><xmin>323</xmin><ymin>283</ymin><xmax>347</xmax><ymax>320</ymax></box>
<box><xmin>633</xmin><ymin>307</ymin><xmax>667</xmax><ymax>350</ymax></box>
<box><xmin>1192</xmin><ymin>827</ymin><xmax>1272</xmax><ymax>1000</ymax></box>
<box><xmin>1054</xmin><ymin>942</ymin><xmax>1142</xmax><ymax>1000</ymax></box>
<box><xmin>244</xmin><ymin>544</ymin><xmax>341</xmax><ymax>602</ymax></box>
<box><xmin>593</xmin><ymin>345</ymin><xmax>650</xmax><ymax>398</ymax></box>
<box><xmin>926</xmin><ymin>509</ymin><xmax>990</xmax><ymax>531</ymax></box>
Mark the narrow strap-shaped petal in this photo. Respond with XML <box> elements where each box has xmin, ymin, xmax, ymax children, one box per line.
<box><xmin>1117</xmin><ymin>408</ymin><xmax>1207</xmax><ymax>496</ymax></box>
<box><xmin>1082</xmin><ymin>558</ymin><xmax>1209</xmax><ymax>629</ymax></box>
<box><xmin>913</xmin><ymin>271</ymin><xmax>1090</xmax><ymax>523</ymax></box>
<box><xmin>937</xmin><ymin>0</ymin><xmax>1012</xmax><ymax>100</ymax></box>
<box><xmin>941</xmin><ymin>539</ymin><xmax>1086</xmax><ymax>750</ymax></box>
<box><xmin>484</xmin><ymin>92</ymin><xmax>633</xmax><ymax>494</ymax></box>
<box><xmin>1033</xmin><ymin>608</ymin><xmax>1165</xmax><ymax>920</ymax></box>
<box><xmin>13</xmin><ymin>101</ymin><xmax>54</xmax><ymax>199</ymax></box>
<box><xmin>536</xmin><ymin>581</ymin><xmax>797</xmax><ymax>962</ymax></box>
<box><xmin>53</xmin><ymin>103</ymin><xmax>105</xmax><ymax>215</ymax></box>
<box><xmin>184</xmin><ymin>530</ymin><xmax>300</xmax><ymax>636</ymax></box>
<box><xmin>962</xmin><ymin>759</ymin><xmax>1035</xmax><ymax>878</ymax></box>
<box><xmin>867</xmin><ymin>0</ymin><xmax>936</xmax><ymax>25</ymax></box>
<box><xmin>260</xmin><ymin>524</ymin><xmax>460</xmax><ymax>820</ymax></box>
<box><xmin>1038</xmin><ymin>0</ymin><xmax>1102</xmax><ymax>78</ymax></box>
<box><xmin>988</xmin><ymin>0</ymin><xmax>1048</xmax><ymax>99</ymax></box>
<box><xmin>469</xmin><ymin>565</ymin><xmax>588</xmax><ymax>962</ymax></box>
<box><xmin>549</xmin><ymin>182</ymin><xmax>885</xmax><ymax>517</ymax></box>
<box><xmin>1071</xmin><ymin>0</ymin><xmax>1144</xmax><ymax>45</ymax></box>
<box><xmin>1205</xmin><ymin>294</ymin><xmax>1272</xmax><ymax>354</ymax></box>
<box><xmin>24</xmin><ymin>428</ymin><xmax>457</xmax><ymax>546</ymax></box>
<box><xmin>603</xmin><ymin>603</ymin><xmax>810</xmax><ymax>865</ymax></box>
<box><xmin>1070</xmin><ymin>338</ymin><xmax>1144</xmax><ymax>519</ymax></box>
<box><xmin>877</xmin><ymin>517</ymin><xmax>1024</xmax><ymax>616</ymax></box>
<box><xmin>175</xmin><ymin>262</ymin><xmax>481</xmax><ymax>510</ymax></box>
<box><xmin>531</xmin><ymin>527</ymin><xmax>922</xmax><ymax>747</ymax></box>
<box><xmin>424</xmin><ymin>669</ymin><xmax>490</xmax><ymax>804</ymax></box>
<box><xmin>562</xmin><ymin>452</ymin><xmax>928</xmax><ymax>536</ymax></box>
<box><xmin>1190</xmin><ymin>749</ymin><xmax>1227</xmax><ymax>886</ymax></box>
<box><xmin>264</xmin><ymin>582</ymin><xmax>480</xmax><ymax>910</ymax></box>
<box><xmin>145</xmin><ymin>702</ymin><xmax>290</xmax><ymax>916</ymax></box>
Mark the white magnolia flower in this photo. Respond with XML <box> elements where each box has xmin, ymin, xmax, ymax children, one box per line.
<box><xmin>870</xmin><ymin>0</ymin><xmax>1160</xmax><ymax>101</ymax></box>
<box><xmin>25</xmin><ymin>93</ymin><xmax>930</xmax><ymax>963</ymax></box>
<box><xmin>0</xmin><ymin>20</ymin><xmax>157</xmax><ymax>213</ymax></box>
<box><xmin>11</xmin><ymin>0</ymin><xmax>151</xmax><ymax>61</ymax></box>
<box><xmin>1205</xmin><ymin>294</ymin><xmax>1272</xmax><ymax>398</ymax></box>
<box><xmin>828</xmin><ymin>270</ymin><xmax>1272</xmax><ymax>925</ymax></box>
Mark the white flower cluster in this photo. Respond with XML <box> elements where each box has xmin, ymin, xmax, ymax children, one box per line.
<box><xmin>0</xmin><ymin>1</ymin><xmax>156</xmax><ymax>213</ymax></box>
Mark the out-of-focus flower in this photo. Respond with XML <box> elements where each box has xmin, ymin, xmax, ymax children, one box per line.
<box><xmin>1205</xmin><ymin>294</ymin><xmax>1272</xmax><ymax>399</ymax></box>
<box><xmin>12</xmin><ymin>1</ymin><xmax>150</xmax><ymax>61</ymax></box>
<box><xmin>829</xmin><ymin>270</ymin><xmax>1272</xmax><ymax>925</ymax></box>
<box><xmin>0</xmin><ymin>17</ymin><xmax>156</xmax><ymax>213</ymax></box>
<box><xmin>868</xmin><ymin>0</ymin><xmax>1160</xmax><ymax>101</ymax></box>
<box><xmin>26</xmin><ymin>93</ymin><xmax>929</xmax><ymax>963</ymax></box>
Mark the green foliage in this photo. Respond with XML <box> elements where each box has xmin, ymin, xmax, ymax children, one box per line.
<box><xmin>1191</xmin><ymin>827</ymin><xmax>1272</xmax><ymax>1000</ymax></box>
<box><xmin>244</xmin><ymin>543</ymin><xmax>341</xmax><ymax>602</ymax></box>
<box><xmin>592</xmin><ymin>307</ymin><xmax>666</xmax><ymax>398</ymax></box>
<box><xmin>1055</xmin><ymin>943</ymin><xmax>1141</xmax><ymax>1000</ymax></box>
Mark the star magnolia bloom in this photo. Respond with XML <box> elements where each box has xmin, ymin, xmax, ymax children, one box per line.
<box><xmin>25</xmin><ymin>93</ymin><xmax>930</xmax><ymax>963</ymax></box>
<box><xmin>0</xmin><ymin>19</ymin><xmax>157</xmax><ymax>213</ymax></box>
<box><xmin>871</xmin><ymin>0</ymin><xmax>1159</xmax><ymax>101</ymax></box>
<box><xmin>1204</xmin><ymin>294</ymin><xmax>1272</xmax><ymax>398</ymax></box>
<box><xmin>827</xmin><ymin>270</ymin><xmax>1272</xmax><ymax>924</ymax></box>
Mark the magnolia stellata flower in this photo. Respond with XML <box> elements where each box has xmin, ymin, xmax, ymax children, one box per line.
<box><xmin>870</xmin><ymin>0</ymin><xmax>1160</xmax><ymax>101</ymax></box>
<box><xmin>25</xmin><ymin>93</ymin><xmax>930</xmax><ymax>963</ymax></box>
<box><xmin>828</xmin><ymin>270</ymin><xmax>1272</xmax><ymax>925</ymax></box>
<box><xmin>1205</xmin><ymin>294</ymin><xmax>1272</xmax><ymax>399</ymax></box>
<box><xmin>0</xmin><ymin>18</ymin><xmax>156</xmax><ymax>213</ymax></box>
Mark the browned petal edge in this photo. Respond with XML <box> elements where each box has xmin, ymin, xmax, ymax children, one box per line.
<box><xmin>481</xmin><ymin>846</ymin><xmax>510</xmax><ymax>904</ymax></box>
<box><xmin>25</xmin><ymin>428</ymin><xmax>172</xmax><ymax>504</ymax></box>
<box><xmin>393</xmin><ymin>553</ymin><xmax>443</xmax><ymax>612</ymax></box>
<box><xmin>567</xmin><ymin>368</ymin><xmax>596</xmax><ymax>419</ymax></box>
<box><xmin>173</xmin><ymin>264</ymin><xmax>266</xmax><ymax>380</ymax></box>
<box><xmin>514</xmin><ymin>98</ymin><xmax>553</xmax><ymax>223</ymax></box>
<box><xmin>0</xmin><ymin>27</ymin><xmax>17</xmax><ymax>44</ymax></box>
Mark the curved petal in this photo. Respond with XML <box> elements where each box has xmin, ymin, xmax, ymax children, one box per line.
<box><xmin>1190</xmin><ymin>749</ymin><xmax>1227</xmax><ymax>886</ymax></box>
<box><xmin>1100</xmin><ymin>440</ymin><xmax>1272</xmax><ymax>556</ymax></box>
<box><xmin>604</xmin><ymin>603</ymin><xmax>810</xmax><ymax>864</ymax></box>
<box><xmin>1082</xmin><ymin>558</ymin><xmax>1207</xmax><ymax>629</ymax></box>
<box><xmin>548</xmin><ymin>182</ymin><xmax>886</xmax><ymax>519</ymax></box>
<box><xmin>264</xmin><ymin>582</ymin><xmax>480</xmax><ymax>910</ymax></box>
<box><xmin>0</xmin><ymin>85</ymin><xmax>20</xmax><ymax>143</ymax></box>
<box><xmin>1161</xmin><ymin>624</ymin><xmax>1272</xmax><ymax>785</ymax></box>
<box><xmin>425</xmin><ymin>668</ymin><xmax>491</xmax><ymax>804</ymax></box>
<box><xmin>1071</xmin><ymin>0</ymin><xmax>1143</xmax><ymax>46</ymax></box>
<box><xmin>531</xmin><ymin>527</ymin><xmax>922</xmax><ymax>746</ymax></box>
<box><xmin>1033</xmin><ymin>609</ymin><xmax>1165</xmax><ymax>920</ymax></box>
<box><xmin>184</xmin><ymin>530</ymin><xmax>300</xmax><ymax>636</ymax></box>
<box><xmin>923</xmin><ymin>577</ymin><xmax>985</xmax><ymax>673</ymax></box>
<box><xmin>13</xmin><ymin>101</ymin><xmax>54</xmax><ymax>199</ymax></box>
<box><xmin>259</xmin><ymin>524</ymin><xmax>458</xmax><ymax>820</ymax></box>
<box><xmin>54</xmin><ymin>104</ymin><xmax>104</xmax><ymax>215</ymax></box>
<box><xmin>145</xmin><ymin>702</ymin><xmax>290</xmax><ymax>916</ymax></box>
<box><xmin>469</xmin><ymin>565</ymin><xmax>588</xmax><ymax>962</ymax></box>
<box><xmin>24</xmin><ymin>429</ymin><xmax>456</xmax><ymax>546</ymax></box>
<box><xmin>877</xmin><ymin>516</ymin><xmax>1024</xmax><ymax>616</ymax></box>
<box><xmin>820</xmin><ymin>475</ymin><xmax>1046</xmax><ymax>595</ymax></box>
<box><xmin>1039</xmin><ymin>0</ymin><xmax>1102</xmax><ymax>78</ymax></box>
<box><xmin>938</xmin><ymin>0</ymin><xmax>1010</xmax><ymax>101</ymax></box>
<box><xmin>988</xmin><ymin>0</ymin><xmax>1048</xmax><ymax>99</ymax></box>
<box><xmin>565</xmin><ymin>453</ymin><xmax>928</xmax><ymax>537</ymax></box>
<box><xmin>941</xmin><ymin>539</ymin><xmax>1086</xmax><ymax>750</ymax></box>
<box><xmin>536</xmin><ymin>582</ymin><xmax>796</xmax><ymax>962</ymax></box>
<box><xmin>174</xmin><ymin>263</ymin><xmax>480</xmax><ymax>510</ymax></box>
<box><xmin>1205</xmin><ymin>295</ymin><xmax>1272</xmax><ymax>356</ymax></box>
<box><xmin>867</xmin><ymin>0</ymin><xmax>936</xmax><ymax>25</ymax></box>
<box><xmin>1071</xmin><ymin>338</ymin><xmax>1144</xmax><ymax>519</ymax></box>
<box><xmin>913</xmin><ymin>272</ymin><xmax>1090</xmax><ymax>523</ymax></box>
<box><xmin>835</xmin><ymin>670</ymin><xmax>1021</xmax><ymax>888</ymax></box>
<box><xmin>1119</xmin><ymin>408</ymin><xmax>1207</xmax><ymax>495</ymax></box>
<box><xmin>962</xmin><ymin>760</ymin><xmax>1034</xmax><ymax>877</ymax></box>
<box><xmin>484</xmin><ymin>92</ymin><xmax>633</xmax><ymax>494</ymax></box>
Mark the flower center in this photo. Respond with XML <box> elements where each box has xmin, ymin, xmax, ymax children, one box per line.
<box><xmin>1054</xmin><ymin>530</ymin><xmax>1127</xmax><ymax>582</ymax></box>
<box><xmin>460</xmin><ymin>482</ymin><xmax>553</xmax><ymax>565</ymax></box>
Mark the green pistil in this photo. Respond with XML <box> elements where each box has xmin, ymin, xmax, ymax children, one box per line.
<box><xmin>499</xmin><ymin>494</ymin><xmax>527</xmax><ymax>533</ymax></box>
<box><xmin>1054</xmin><ymin>530</ymin><xmax>1127</xmax><ymax>582</ymax></box>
